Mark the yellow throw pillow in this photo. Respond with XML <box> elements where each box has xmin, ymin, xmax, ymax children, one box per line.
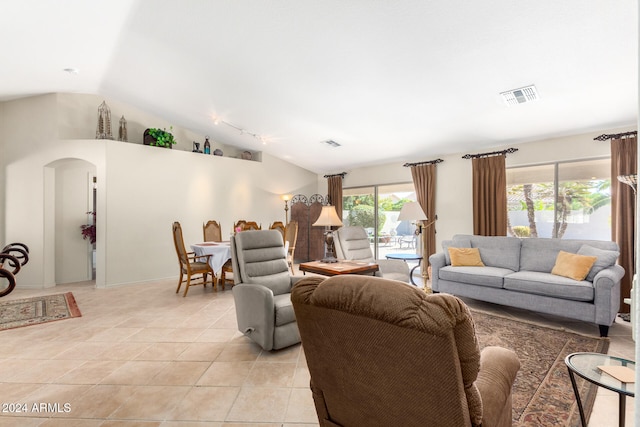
<box><xmin>551</xmin><ymin>251</ymin><xmax>597</xmax><ymax>281</ymax></box>
<box><xmin>448</xmin><ymin>247</ymin><xmax>485</xmax><ymax>267</ymax></box>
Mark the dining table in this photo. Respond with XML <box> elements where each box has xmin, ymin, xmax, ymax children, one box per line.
<box><xmin>190</xmin><ymin>241</ymin><xmax>232</xmax><ymax>274</ymax></box>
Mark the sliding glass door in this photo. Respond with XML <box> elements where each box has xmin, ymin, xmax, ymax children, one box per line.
<box><xmin>342</xmin><ymin>183</ymin><xmax>418</xmax><ymax>258</ymax></box>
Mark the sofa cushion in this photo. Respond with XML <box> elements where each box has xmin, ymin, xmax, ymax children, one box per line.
<box><xmin>439</xmin><ymin>266</ymin><xmax>513</xmax><ymax>289</ymax></box>
<box><xmin>519</xmin><ymin>238</ymin><xmax>619</xmax><ymax>274</ymax></box>
<box><xmin>503</xmin><ymin>271</ymin><xmax>594</xmax><ymax>302</ymax></box>
<box><xmin>551</xmin><ymin>251</ymin><xmax>597</xmax><ymax>281</ymax></box>
<box><xmin>449</xmin><ymin>247</ymin><xmax>485</xmax><ymax>267</ymax></box>
<box><xmin>443</xmin><ymin>235</ymin><xmax>473</xmax><ymax>264</ymax></box>
<box><xmin>467</xmin><ymin>235</ymin><xmax>521</xmax><ymax>271</ymax></box>
<box><xmin>577</xmin><ymin>244</ymin><xmax>620</xmax><ymax>282</ymax></box>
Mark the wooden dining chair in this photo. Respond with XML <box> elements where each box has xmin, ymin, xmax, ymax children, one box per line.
<box><xmin>203</xmin><ymin>220</ymin><xmax>223</xmax><ymax>242</ymax></box>
<box><xmin>270</xmin><ymin>221</ymin><xmax>286</xmax><ymax>242</ymax></box>
<box><xmin>243</xmin><ymin>221</ymin><xmax>262</xmax><ymax>231</ymax></box>
<box><xmin>172</xmin><ymin>221</ymin><xmax>215</xmax><ymax>296</ymax></box>
<box><xmin>284</xmin><ymin>220</ymin><xmax>298</xmax><ymax>274</ymax></box>
<box><xmin>202</xmin><ymin>220</ymin><xmax>233</xmax><ymax>289</ymax></box>
<box><xmin>234</xmin><ymin>220</ymin><xmax>261</xmax><ymax>232</ymax></box>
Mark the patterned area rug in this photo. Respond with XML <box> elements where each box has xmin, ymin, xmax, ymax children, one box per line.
<box><xmin>472</xmin><ymin>310</ymin><xmax>608</xmax><ymax>427</ymax></box>
<box><xmin>0</xmin><ymin>292</ymin><xmax>82</xmax><ymax>331</ymax></box>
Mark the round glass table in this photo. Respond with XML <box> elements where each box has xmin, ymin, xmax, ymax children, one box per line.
<box><xmin>565</xmin><ymin>352</ymin><xmax>635</xmax><ymax>427</ymax></box>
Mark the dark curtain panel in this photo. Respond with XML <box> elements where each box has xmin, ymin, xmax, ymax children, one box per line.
<box><xmin>472</xmin><ymin>155</ymin><xmax>507</xmax><ymax>236</ymax></box>
<box><xmin>410</xmin><ymin>164</ymin><xmax>437</xmax><ymax>271</ymax></box>
<box><xmin>327</xmin><ymin>175</ymin><xmax>343</xmax><ymax>223</ymax></box>
<box><xmin>611</xmin><ymin>135</ymin><xmax>637</xmax><ymax>313</ymax></box>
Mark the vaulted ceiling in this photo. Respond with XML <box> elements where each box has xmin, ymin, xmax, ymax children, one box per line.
<box><xmin>1</xmin><ymin>0</ymin><xmax>637</xmax><ymax>173</ymax></box>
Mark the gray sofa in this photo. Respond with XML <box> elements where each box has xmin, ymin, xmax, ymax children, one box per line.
<box><xmin>429</xmin><ymin>234</ymin><xmax>625</xmax><ymax>336</ymax></box>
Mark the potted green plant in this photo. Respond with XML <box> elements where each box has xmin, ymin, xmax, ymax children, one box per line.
<box><xmin>80</xmin><ymin>211</ymin><xmax>96</xmax><ymax>245</ymax></box>
<box><xmin>144</xmin><ymin>127</ymin><xmax>177</xmax><ymax>148</ymax></box>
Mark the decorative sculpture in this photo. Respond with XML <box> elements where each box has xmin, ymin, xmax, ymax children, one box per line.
<box><xmin>96</xmin><ymin>101</ymin><xmax>113</xmax><ymax>140</ymax></box>
<box><xmin>118</xmin><ymin>115</ymin><xmax>128</xmax><ymax>142</ymax></box>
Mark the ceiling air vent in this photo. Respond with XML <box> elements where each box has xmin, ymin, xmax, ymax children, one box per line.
<box><xmin>500</xmin><ymin>85</ymin><xmax>539</xmax><ymax>106</ymax></box>
<box><xmin>321</xmin><ymin>139</ymin><xmax>341</xmax><ymax>148</ymax></box>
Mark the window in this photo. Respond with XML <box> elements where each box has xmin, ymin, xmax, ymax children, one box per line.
<box><xmin>506</xmin><ymin>158</ymin><xmax>611</xmax><ymax>240</ymax></box>
<box><xmin>342</xmin><ymin>183</ymin><xmax>418</xmax><ymax>257</ymax></box>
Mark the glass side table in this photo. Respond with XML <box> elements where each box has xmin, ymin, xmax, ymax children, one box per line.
<box><xmin>565</xmin><ymin>352</ymin><xmax>635</xmax><ymax>427</ymax></box>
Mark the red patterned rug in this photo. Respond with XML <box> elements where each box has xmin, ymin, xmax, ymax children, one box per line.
<box><xmin>0</xmin><ymin>292</ymin><xmax>82</xmax><ymax>331</ymax></box>
<box><xmin>472</xmin><ymin>310</ymin><xmax>608</xmax><ymax>427</ymax></box>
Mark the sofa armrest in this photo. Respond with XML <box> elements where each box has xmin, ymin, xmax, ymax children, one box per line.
<box><xmin>476</xmin><ymin>346</ymin><xmax>520</xmax><ymax>427</ymax></box>
<box><xmin>232</xmin><ymin>284</ymin><xmax>276</xmax><ymax>350</ymax></box>
<box><xmin>594</xmin><ymin>264</ymin><xmax>625</xmax><ymax>288</ymax></box>
<box><xmin>593</xmin><ymin>264</ymin><xmax>625</xmax><ymax>326</ymax></box>
<box><xmin>429</xmin><ymin>252</ymin><xmax>447</xmax><ymax>291</ymax></box>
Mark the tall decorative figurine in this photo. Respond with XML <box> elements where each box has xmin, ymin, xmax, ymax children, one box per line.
<box><xmin>96</xmin><ymin>101</ymin><xmax>113</xmax><ymax>139</ymax></box>
<box><xmin>118</xmin><ymin>115</ymin><xmax>128</xmax><ymax>142</ymax></box>
<box><xmin>204</xmin><ymin>136</ymin><xmax>211</xmax><ymax>154</ymax></box>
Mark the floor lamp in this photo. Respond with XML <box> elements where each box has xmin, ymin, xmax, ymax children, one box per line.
<box><xmin>312</xmin><ymin>205</ymin><xmax>343</xmax><ymax>263</ymax></box>
<box><xmin>617</xmin><ymin>174</ymin><xmax>637</xmax><ymax>330</ymax></box>
<box><xmin>397</xmin><ymin>202</ymin><xmax>429</xmax><ymax>290</ymax></box>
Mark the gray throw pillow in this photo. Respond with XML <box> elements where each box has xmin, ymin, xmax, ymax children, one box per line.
<box><xmin>577</xmin><ymin>244</ymin><xmax>620</xmax><ymax>282</ymax></box>
<box><xmin>442</xmin><ymin>236</ymin><xmax>472</xmax><ymax>265</ymax></box>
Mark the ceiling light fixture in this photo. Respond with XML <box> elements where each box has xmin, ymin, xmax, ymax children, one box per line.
<box><xmin>321</xmin><ymin>139</ymin><xmax>341</xmax><ymax>148</ymax></box>
<box><xmin>211</xmin><ymin>114</ymin><xmax>269</xmax><ymax>145</ymax></box>
<box><xmin>500</xmin><ymin>85</ymin><xmax>539</xmax><ymax>106</ymax></box>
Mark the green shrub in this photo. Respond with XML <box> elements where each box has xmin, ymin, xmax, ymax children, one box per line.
<box><xmin>512</xmin><ymin>225</ymin><xmax>531</xmax><ymax>238</ymax></box>
<box><xmin>347</xmin><ymin>205</ymin><xmax>386</xmax><ymax>230</ymax></box>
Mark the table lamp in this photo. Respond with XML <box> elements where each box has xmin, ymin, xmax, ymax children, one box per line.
<box><xmin>312</xmin><ymin>205</ymin><xmax>343</xmax><ymax>263</ymax></box>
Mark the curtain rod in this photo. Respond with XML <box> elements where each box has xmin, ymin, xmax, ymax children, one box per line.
<box><xmin>593</xmin><ymin>131</ymin><xmax>637</xmax><ymax>141</ymax></box>
<box><xmin>323</xmin><ymin>172</ymin><xmax>347</xmax><ymax>178</ymax></box>
<box><xmin>462</xmin><ymin>147</ymin><xmax>518</xmax><ymax>159</ymax></box>
<box><xmin>403</xmin><ymin>159</ymin><xmax>444</xmax><ymax>167</ymax></box>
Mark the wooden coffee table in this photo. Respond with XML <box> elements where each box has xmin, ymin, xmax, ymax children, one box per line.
<box><xmin>299</xmin><ymin>261</ymin><xmax>379</xmax><ymax>277</ymax></box>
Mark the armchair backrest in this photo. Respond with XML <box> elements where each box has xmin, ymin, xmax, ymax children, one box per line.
<box><xmin>269</xmin><ymin>221</ymin><xmax>286</xmax><ymax>242</ymax></box>
<box><xmin>203</xmin><ymin>220</ymin><xmax>223</xmax><ymax>242</ymax></box>
<box><xmin>292</xmin><ymin>274</ymin><xmax>483</xmax><ymax>427</ymax></box>
<box><xmin>334</xmin><ymin>226</ymin><xmax>375</xmax><ymax>262</ymax></box>
<box><xmin>231</xmin><ymin>229</ymin><xmax>291</xmax><ymax>295</ymax></box>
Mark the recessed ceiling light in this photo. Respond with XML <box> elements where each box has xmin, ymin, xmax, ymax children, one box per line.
<box><xmin>63</xmin><ymin>68</ymin><xmax>79</xmax><ymax>74</ymax></box>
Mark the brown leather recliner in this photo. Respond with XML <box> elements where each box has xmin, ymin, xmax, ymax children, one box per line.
<box><xmin>291</xmin><ymin>275</ymin><xmax>520</xmax><ymax>427</ymax></box>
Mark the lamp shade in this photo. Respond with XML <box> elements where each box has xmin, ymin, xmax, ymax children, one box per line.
<box><xmin>397</xmin><ymin>201</ymin><xmax>428</xmax><ymax>221</ymax></box>
<box><xmin>312</xmin><ymin>206</ymin><xmax>344</xmax><ymax>227</ymax></box>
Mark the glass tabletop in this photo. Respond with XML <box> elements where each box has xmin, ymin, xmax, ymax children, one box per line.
<box><xmin>385</xmin><ymin>253</ymin><xmax>422</xmax><ymax>261</ymax></box>
<box><xmin>565</xmin><ymin>352</ymin><xmax>635</xmax><ymax>396</ymax></box>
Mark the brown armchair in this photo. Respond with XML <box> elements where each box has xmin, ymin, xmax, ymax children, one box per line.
<box><xmin>292</xmin><ymin>275</ymin><xmax>520</xmax><ymax>427</ymax></box>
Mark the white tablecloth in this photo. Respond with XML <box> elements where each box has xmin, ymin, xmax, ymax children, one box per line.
<box><xmin>191</xmin><ymin>242</ymin><xmax>231</xmax><ymax>274</ymax></box>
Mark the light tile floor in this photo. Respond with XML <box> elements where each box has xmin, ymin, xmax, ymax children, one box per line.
<box><xmin>0</xmin><ymin>271</ymin><xmax>634</xmax><ymax>426</ymax></box>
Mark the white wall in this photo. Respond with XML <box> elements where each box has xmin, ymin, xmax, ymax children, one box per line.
<box><xmin>340</xmin><ymin>125</ymin><xmax>636</xmax><ymax>249</ymax></box>
<box><xmin>1</xmin><ymin>94</ymin><xmax>318</xmax><ymax>289</ymax></box>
